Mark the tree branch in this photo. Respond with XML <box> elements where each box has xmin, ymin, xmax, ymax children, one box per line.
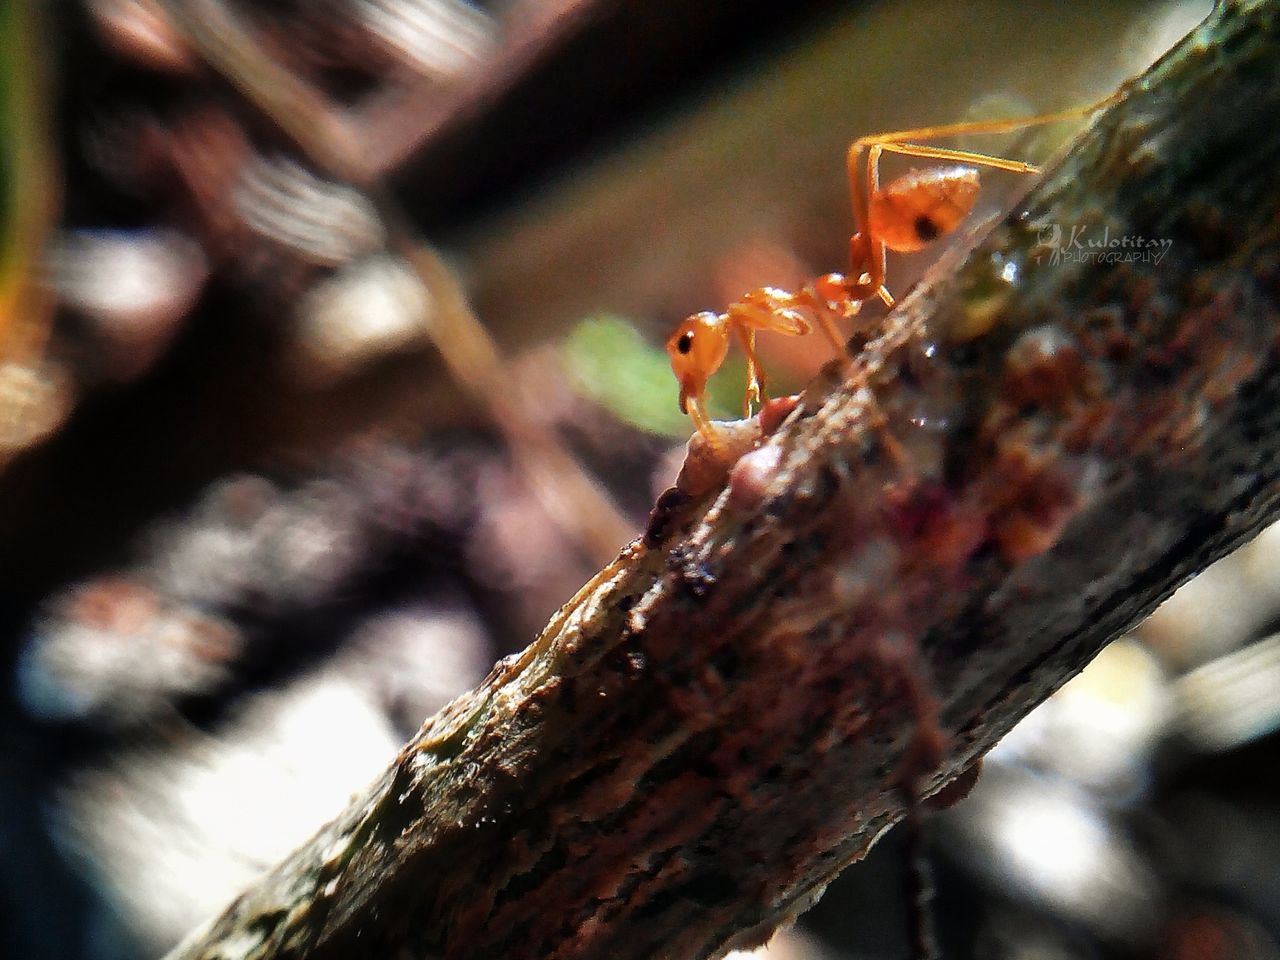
<box><xmin>167</xmin><ymin>2</ymin><xmax>1280</xmax><ymax>958</ymax></box>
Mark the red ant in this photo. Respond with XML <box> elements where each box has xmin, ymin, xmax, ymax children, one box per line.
<box><xmin>666</xmin><ymin>94</ymin><xmax>1120</xmax><ymax>451</ymax></box>
<box><xmin>665</xmin><ymin>98</ymin><xmax>1122</xmax><ymax>957</ymax></box>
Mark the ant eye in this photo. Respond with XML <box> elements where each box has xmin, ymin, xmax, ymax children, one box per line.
<box><xmin>677</xmin><ymin>331</ymin><xmax>694</xmax><ymax>354</ymax></box>
<box><xmin>914</xmin><ymin>214</ymin><xmax>940</xmax><ymax>243</ymax></box>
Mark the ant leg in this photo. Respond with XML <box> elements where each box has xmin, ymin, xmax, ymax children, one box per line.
<box><xmin>812</xmin><ymin>308</ymin><xmax>848</xmax><ymax>359</ymax></box>
<box><xmin>727</xmin><ymin>323</ymin><xmax>762</xmax><ymax>414</ymax></box>
<box><xmin>726</xmin><ymin>290</ymin><xmax>821</xmax><ymax>403</ymax></box>
<box><xmin>733</xmin><ymin>325</ymin><xmax>765</xmax><ymax>416</ymax></box>
<box><xmin>852</xmin><ymin>91</ymin><xmax>1122</xmax><ymax>156</ymax></box>
<box><xmin>865</xmin><ymin>144</ymin><xmax>894</xmax><ymax>306</ymax></box>
<box><xmin>874</xmin><ymin>140</ymin><xmax>1037</xmax><ymax>174</ymax></box>
<box><xmin>806</xmin><ymin>293</ymin><xmax>859</xmax><ymax>367</ymax></box>
<box><xmin>841</xmin><ymin>145</ymin><xmax>897</xmax><ymax>307</ymax></box>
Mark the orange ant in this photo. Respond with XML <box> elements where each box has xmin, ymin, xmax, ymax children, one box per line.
<box><xmin>666</xmin><ymin>94</ymin><xmax>1120</xmax><ymax>451</ymax></box>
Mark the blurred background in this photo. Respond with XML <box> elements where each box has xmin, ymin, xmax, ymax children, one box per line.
<box><xmin>4</xmin><ymin>1</ymin><xmax>1278</xmax><ymax>959</ymax></box>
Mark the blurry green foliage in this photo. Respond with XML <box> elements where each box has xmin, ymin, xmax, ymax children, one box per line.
<box><xmin>563</xmin><ymin>315</ymin><xmax>747</xmax><ymax>438</ymax></box>
<box><xmin>0</xmin><ymin>1</ymin><xmax>21</xmax><ymax>281</ymax></box>
<box><xmin>0</xmin><ymin>0</ymin><xmax>43</xmax><ymax>326</ymax></box>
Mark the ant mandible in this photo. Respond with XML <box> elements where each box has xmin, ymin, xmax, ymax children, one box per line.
<box><xmin>666</xmin><ymin>93</ymin><xmax>1121</xmax><ymax>451</ymax></box>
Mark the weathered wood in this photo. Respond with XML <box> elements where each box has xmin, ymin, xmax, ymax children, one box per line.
<box><xmin>167</xmin><ymin>2</ymin><xmax>1280</xmax><ymax>958</ymax></box>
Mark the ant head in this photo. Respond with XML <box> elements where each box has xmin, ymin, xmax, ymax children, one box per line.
<box><xmin>870</xmin><ymin>165</ymin><xmax>981</xmax><ymax>253</ymax></box>
<box><xmin>667</xmin><ymin>311</ymin><xmax>729</xmax><ymax>413</ymax></box>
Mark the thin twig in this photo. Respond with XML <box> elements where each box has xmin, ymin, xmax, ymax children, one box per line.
<box><xmin>159</xmin><ymin>0</ymin><xmax>636</xmax><ymax>564</ymax></box>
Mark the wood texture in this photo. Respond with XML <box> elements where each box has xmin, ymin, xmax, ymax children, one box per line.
<box><xmin>167</xmin><ymin>2</ymin><xmax>1280</xmax><ymax>958</ymax></box>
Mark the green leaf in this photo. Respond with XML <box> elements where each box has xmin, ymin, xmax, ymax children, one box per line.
<box><xmin>562</xmin><ymin>315</ymin><xmax>746</xmax><ymax>438</ymax></box>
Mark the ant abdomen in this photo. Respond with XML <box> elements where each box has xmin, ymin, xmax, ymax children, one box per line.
<box><xmin>870</xmin><ymin>166</ymin><xmax>981</xmax><ymax>253</ymax></box>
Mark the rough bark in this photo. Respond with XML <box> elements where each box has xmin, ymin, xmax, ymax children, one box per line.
<box><xmin>167</xmin><ymin>2</ymin><xmax>1280</xmax><ymax>958</ymax></box>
